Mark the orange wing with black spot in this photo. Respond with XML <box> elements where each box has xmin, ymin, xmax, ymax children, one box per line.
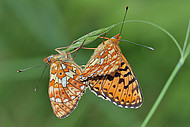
<box><xmin>87</xmin><ymin>54</ymin><xmax>143</xmax><ymax>108</ymax></box>
<box><xmin>81</xmin><ymin>34</ymin><xmax>122</xmax><ymax>81</ymax></box>
<box><xmin>48</xmin><ymin>56</ymin><xmax>86</xmax><ymax>118</ymax></box>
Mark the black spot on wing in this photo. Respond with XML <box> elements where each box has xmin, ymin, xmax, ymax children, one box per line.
<box><xmin>118</xmin><ymin>78</ymin><xmax>124</xmax><ymax>84</ymax></box>
<box><xmin>129</xmin><ymin>78</ymin><xmax>136</xmax><ymax>85</ymax></box>
<box><xmin>115</xmin><ymin>72</ymin><xmax>121</xmax><ymax>77</ymax></box>
<box><xmin>119</xmin><ymin>65</ymin><xmax>128</xmax><ymax>71</ymax></box>
<box><xmin>124</xmin><ymin>85</ymin><xmax>128</xmax><ymax>89</ymax></box>
<box><xmin>107</xmin><ymin>75</ymin><xmax>114</xmax><ymax>81</ymax></box>
<box><xmin>124</xmin><ymin>71</ymin><xmax>132</xmax><ymax>77</ymax></box>
<box><xmin>121</xmin><ymin>62</ymin><xmax>125</xmax><ymax>67</ymax></box>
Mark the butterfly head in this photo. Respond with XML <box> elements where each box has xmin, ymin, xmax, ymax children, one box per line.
<box><xmin>44</xmin><ymin>55</ymin><xmax>54</xmax><ymax>63</ymax></box>
<box><xmin>110</xmin><ymin>34</ymin><xmax>121</xmax><ymax>44</ymax></box>
<box><xmin>44</xmin><ymin>53</ymin><xmax>72</xmax><ymax>64</ymax></box>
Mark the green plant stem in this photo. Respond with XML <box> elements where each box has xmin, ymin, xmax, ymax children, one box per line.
<box><xmin>182</xmin><ymin>20</ymin><xmax>190</xmax><ymax>55</ymax></box>
<box><xmin>141</xmin><ymin>57</ymin><xmax>184</xmax><ymax>127</ymax></box>
<box><xmin>184</xmin><ymin>44</ymin><xmax>190</xmax><ymax>60</ymax></box>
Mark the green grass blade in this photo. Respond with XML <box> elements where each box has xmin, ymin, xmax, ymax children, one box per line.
<box><xmin>183</xmin><ymin>19</ymin><xmax>190</xmax><ymax>60</ymax></box>
<box><xmin>183</xmin><ymin>40</ymin><xmax>190</xmax><ymax>60</ymax></box>
<box><xmin>63</xmin><ymin>25</ymin><xmax>115</xmax><ymax>52</ymax></box>
<box><xmin>141</xmin><ymin>58</ymin><xmax>183</xmax><ymax>127</ymax></box>
<box><xmin>182</xmin><ymin>19</ymin><xmax>190</xmax><ymax>56</ymax></box>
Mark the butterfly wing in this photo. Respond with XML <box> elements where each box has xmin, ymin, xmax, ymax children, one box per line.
<box><xmin>49</xmin><ymin>60</ymin><xmax>86</xmax><ymax>118</ymax></box>
<box><xmin>51</xmin><ymin>96</ymin><xmax>80</xmax><ymax>118</ymax></box>
<box><xmin>87</xmin><ymin>54</ymin><xmax>143</xmax><ymax>108</ymax></box>
<box><xmin>81</xmin><ymin>36</ymin><xmax>122</xmax><ymax>80</ymax></box>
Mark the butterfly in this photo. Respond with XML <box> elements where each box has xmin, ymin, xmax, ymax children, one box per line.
<box><xmin>44</xmin><ymin>50</ymin><xmax>86</xmax><ymax>118</ymax></box>
<box><xmin>81</xmin><ymin>34</ymin><xmax>143</xmax><ymax>108</ymax></box>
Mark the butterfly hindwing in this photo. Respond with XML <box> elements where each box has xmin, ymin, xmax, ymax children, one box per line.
<box><xmin>87</xmin><ymin>54</ymin><xmax>143</xmax><ymax>108</ymax></box>
<box><xmin>51</xmin><ymin>96</ymin><xmax>80</xmax><ymax>118</ymax></box>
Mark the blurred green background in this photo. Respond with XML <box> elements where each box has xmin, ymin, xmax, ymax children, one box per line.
<box><xmin>0</xmin><ymin>0</ymin><xmax>190</xmax><ymax>127</ymax></box>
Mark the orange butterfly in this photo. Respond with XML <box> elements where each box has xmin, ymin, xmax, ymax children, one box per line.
<box><xmin>44</xmin><ymin>51</ymin><xmax>86</xmax><ymax>118</ymax></box>
<box><xmin>81</xmin><ymin>34</ymin><xmax>143</xmax><ymax>108</ymax></box>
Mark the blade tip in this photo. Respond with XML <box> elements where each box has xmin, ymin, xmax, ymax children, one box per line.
<box><xmin>17</xmin><ymin>70</ymin><xmax>22</xmax><ymax>73</ymax></box>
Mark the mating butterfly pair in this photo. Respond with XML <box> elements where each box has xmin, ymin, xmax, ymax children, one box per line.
<box><xmin>45</xmin><ymin>34</ymin><xmax>143</xmax><ymax>118</ymax></box>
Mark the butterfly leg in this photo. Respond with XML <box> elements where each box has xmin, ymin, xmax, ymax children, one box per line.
<box><xmin>98</xmin><ymin>33</ymin><xmax>109</xmax><ymax>45</ymax></box>
<box><xmin>55</xmin><ymin>41</ymin><xmax>76</xmax><ymax>54</ymax></box>
<box><xmin>80</xmin><ymin>47</ymin><xmax>97</xmax><ymax>50</ymax></box>
<box><xmin>71</xmin><ymin>39</ymin><xmax>87</xmax><ymax>59</ymax></box>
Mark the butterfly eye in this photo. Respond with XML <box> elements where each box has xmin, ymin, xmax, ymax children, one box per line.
<box><xmin>48</xmin><ymin>56</ymin><xmax>53</xmax><ymax>62</ymax></box>
<box><xmin>111</xmin><ymin>36</ymin><xmax>116</xmax><ymax>39</ymax></box>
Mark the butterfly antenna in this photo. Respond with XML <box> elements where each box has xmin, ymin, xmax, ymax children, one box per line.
<box><xmin>17</xmin><ymin>63</ymin><xmax>47</xmax><ymax>73</ymax></box>
<box><xmin>35</xmin><ymin>64</ymin><xmax>48</xmax><ymax>91</ymax></box>
<box><xmin>120</xmin><ymin>39</ymin><xmax>154</xmax><ymax>51</ymax></box>
<box><xmin>118</xmin><ymin>6</ymin><xmax>129</xmax><ymax>38</ymax></box>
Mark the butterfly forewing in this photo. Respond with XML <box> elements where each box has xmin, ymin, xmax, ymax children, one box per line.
<box><xmin>87</xmin><ymin>54</ymin><xmax>143</xmax><ymax>108</ymax></box>
<box><xmin>47</xmin><ymin>54</ymin><xmax>86</xmax><ymax>118</ymax></box>
<box><xmin>81</xmin><ymin>34</ymin><xmax>122</xmax><ymax>80</ymax></box>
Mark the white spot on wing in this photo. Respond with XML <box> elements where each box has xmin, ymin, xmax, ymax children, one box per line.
<box><xmin>77</xmin><ymin>92</ymin><xmax>80</xmax><ymax>95</ymax></box>
<box><xmin>125</xmin><ymin>105</ymin><xmax>129</xmax><ymax>108</ymax></box>
<box><xmin>113</xmin><ymin>102</ymin><xmax>117</xmax><ymax>105</ymax></box>
<box><xmin>62</xmin><ymin>76</ymin><xmax>67</xmax><ymax>87</ymax></box>
<box><xmin>73</xmin><ymin>67</ymin><xmax>76</xmax><ymax>72</ymax></box>
<box><xmin>81</xmin><ymin>77</ymin><xmax>85</xmax><ymax>80</ymax></box>
<box><xmin>67</xmin><ymin>77</ymin><xmax>70</xmax><ymax>84</ymax></box>
<box><xmin>58</xmin><ymin>78</ymin><xmax>62</xmax><ymax>84</ymax></box>
<box><xmin>110</xmin><ymin>60</ymin><xmax>115</xmax><ymax>65</ymax></box>
<box><xmin>52</xmin><ymin>63</ymin><xmax>57</xmax><ymax>67</ymax></box>
<box><xmin>104</xmin><ymin>65</ymin><xmax>109</xmax><ymax>69</ymax></box>
<box><xmin>100</xmin><ymin>51</ymin><xmax>104</xmax><ymax>56</ymax></box>
<box><xmin>100</xmin><ymin>58</ymin><xmax>104</xmax><ymax>65</ymax></box>
<box><xmin>90</xmin><ymin>73</ymin><xmax>94</xmax><ymax>77</ymax></box>
<box><xmin>55</xmin><ymin>76</ymin><xmax>59</xmax><ymax>83</ymax></box>
<box><xmin>65</xmin><ymin>70</ymin><xmax>75</xmax><ymax>78</ymax></box>
<box><xmin>53</xmin><ymin>66</ymin><xmax>57</xmax><ymax>71</ymax></box>
<box><xmin>109</xmin><ymin>48</ymin><xmax>115</xmax><ymax>54</ymax></box>
<box><xmin>90</xmin><ymin>58</ymin><xmax>99</xmax><ymax>66</ymax></box>
<box><xmin>50</xmin><ymin>97</ymin><xmax>55</xmax><ymax>101</ymax></box>
<box><xmin>97</xmin><ymin>69</ymin><xmax>102</xmax><ymax>74</ymax></box>
<box><xmin>71</xmin><ymin>96</ymin><xmax>75</xmax><ymax>99</ymax></box>
<box><xmin>80</xmin><ymin>85</ymin><xmax>85</xmax><ymax>90</ymax></box>
<box><xmin>62</xmin><ymin>64</ymin><xmax>66</xmax><ymax>69</ymax></box>
<box><xmin>50</xmin><ymin>74</ymin><xmax>56</xmax><ymax>81</ymax></box>
<box><xmin>56</xmin><ymin>98</ymin><xmax>62</xmax><ymax>102</ymax></box>
<box><xmin>118</xmin><ymin>105</ymin><xmax>123</xmax><ymax>108</ymax></box>
<box><xmin>63</xmin><ymin>99</ymin><xmax>68</xmax><ymax>102</ymax></box>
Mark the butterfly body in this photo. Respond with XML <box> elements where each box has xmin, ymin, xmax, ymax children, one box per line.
<box><xmin>44</xmin><ymin>51</ymin><xmax>86</xmax><ymax>118</ymax></box>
